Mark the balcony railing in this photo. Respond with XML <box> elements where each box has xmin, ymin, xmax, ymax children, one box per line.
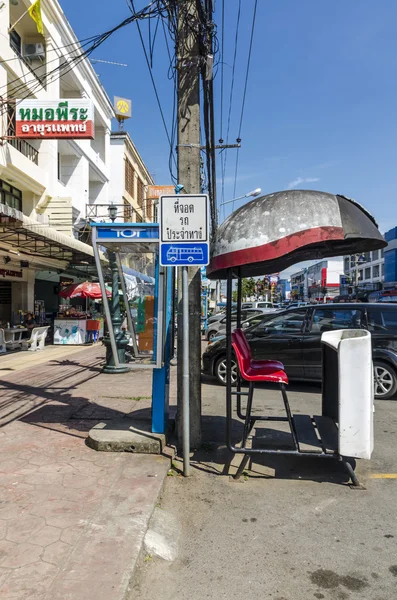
<box><xmin>8</xmin><ymin>138</ymin><xmax>39</xmax><ymax>165</ymax></box>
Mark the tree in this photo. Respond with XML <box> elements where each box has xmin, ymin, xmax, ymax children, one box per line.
<box><xmin>241</xmin><ymin>277</ymin><xmax>256</xmax><ymax>300</ymax></box>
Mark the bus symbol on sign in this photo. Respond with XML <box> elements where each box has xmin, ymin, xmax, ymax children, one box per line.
<box><xmin>160</xmin><ymin>242</ymin><xmax>209</xmax><ymax>266</ymax></box>
<box><xmin>166</xmin><ymin>246</ymin><xmax>204</xmax><ymax>263</ymax></box>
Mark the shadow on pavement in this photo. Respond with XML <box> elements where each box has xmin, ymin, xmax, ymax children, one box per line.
<box><xmin>188</xmin><ymin>414</ymin><xmax>352</xmax><ymax>486</ymax></box>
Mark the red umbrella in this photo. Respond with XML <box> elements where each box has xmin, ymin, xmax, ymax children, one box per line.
<box><xmin>59</xmin><ymin>281</ymin><xmax>111</xmax><ymax>299</ymax></box>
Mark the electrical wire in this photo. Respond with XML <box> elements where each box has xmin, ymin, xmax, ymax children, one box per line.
<box><xmin>219</xmin><ymin>0</ymin><xmax>224</xmax><ymax>143</ymax></box>
<box><xmin>128</xmin><ymin>0</ymin><xmax>177</xmax><ymax>181</ymax></box>
<box><xmin>1</xmin><ymin>2</ymin><xmax>162</xmax><ymax>117</ymax></box>
<box><xmin>232</xmin><ymin>0</ymin><xmax>258</xmax><ymax>201</ymax></box>
<box><xmin>219</xmin><ymin>0</ymin><xmax>241</xmax><ymax>220</ymax></box>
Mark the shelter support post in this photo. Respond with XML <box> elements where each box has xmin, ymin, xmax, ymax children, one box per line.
<box><xmin>152</xmin><ymin>267</ymin><xmax>173</xmax><ymax>434</ymax></box>
<box><xmin>182</xmin><ymin>266</ymin><xmax>190</xmax><ymax>476</ymax></box>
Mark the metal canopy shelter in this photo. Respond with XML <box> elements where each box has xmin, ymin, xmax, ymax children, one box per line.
<box><xmin>0</xmin><ymin>203</ymin><xmax>97</xmax><ymax>265</ymax></box>
<box><xmin>207</xmin><ymin>190</ymin><xmax>386</xmax><ymax>279</ymax></box>
<box><xmin>207</xmin><ymin>190</ymin><xmax>387</xmax><ymax>485</ymax></box>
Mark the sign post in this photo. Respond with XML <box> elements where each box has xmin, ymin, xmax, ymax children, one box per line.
<box><xmin>159</xmin><ymin>194</ymin><xmax>209</xmax><ymax>476</ymax></box>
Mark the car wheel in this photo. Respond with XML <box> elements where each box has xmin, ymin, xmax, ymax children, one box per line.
<box><xmin>374</xmin><ymin>361</ymin><xmax>397</xmax><ymax>399</ymax></box>
<box><xmin>207</xmin><ymin>330</ymin><xmax>217</xmax><ymax>341</ymax></box>
<box><xmin>214</xmin><ymin>356</ymin><xmax>238</xmax><ymax>386</ymax></box>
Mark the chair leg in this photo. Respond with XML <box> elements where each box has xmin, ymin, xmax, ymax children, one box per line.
<box><xmin>235</xmin><ymin>382</ymin><xmax>255</xmax><ymax>481</ymax></box>
<box><xmin>234</xmin><ymin>454</ymin><xmax>251</xmax><ymax>480</ymax></box>
<box><xmin>280</xmin><ymin>383</ymin><xmax>299</xmax><ymax>450</ymax></box>
<box><xmin>242</xmin><ymin>382</ymin><xmax>254</xmax><ymax>447</ymax></box>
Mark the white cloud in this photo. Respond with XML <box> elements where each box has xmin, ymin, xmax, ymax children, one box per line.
<box><xmin>287</xmin><ymin>176</ymin><xmax>320</xmax><ymax>189</ymax></box>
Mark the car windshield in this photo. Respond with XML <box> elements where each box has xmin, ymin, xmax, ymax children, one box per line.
<box><xmin>246</xmin><ymin>309</ymin><xmax>307</xmax><ymax>334</ymax></box>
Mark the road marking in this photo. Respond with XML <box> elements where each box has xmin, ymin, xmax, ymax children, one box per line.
<box><xmin>369</xmin><ymin>474</ymin><xmax>397</xmax><ymax>479</ymax></box>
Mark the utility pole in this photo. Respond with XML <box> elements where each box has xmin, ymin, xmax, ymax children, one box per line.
<box><xmin>176</xmin><ymin>0</ymin><xmax>202</xmax><ymax>449</ymax></box>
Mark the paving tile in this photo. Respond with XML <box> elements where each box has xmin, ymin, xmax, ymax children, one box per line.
<box><xmin>1</xmin><ymin>542</ymin><xmax>42</xmax><ymax>568</ymax></box>
<box><xmin>60</xmin><ymin>524</ymin><xmax>86</xmax><ymax>546</ymax></box>
<box><xmin>23</xmin><ymin>472</ymin><xmax>64</xmax><ymax>486</ymax></box>
<box><xmin>0</xmin><ymin>541</ymin><xmax>16</xmax><ymax>564</ymax></box>
<box><xmin>62</xmin><ymin>474</ymin><xmax>98</xmax><ymax>489</ymax></box>
<box><xmin>1</xmin><ymin>560</ymin><xmax>59</xmax><ymax>595</ymax></box>
<box><xmin>28</xmin><ymin>525</ymin><xmax>61</xmax><ymax>547</ymax></box>
<box><xmin>6</xmin><ymin>515</ymin><xmax>45</xmax><ymax>543</ymax></box>
<box><xmin>0</xmin><ymin>347</ymin><xmax>173</xmax><ymax>600</ymax></box>
<box><xmin>42</xmin><ymin>540</ymin><xmax>72</xmax><ymax>566</ymax></box>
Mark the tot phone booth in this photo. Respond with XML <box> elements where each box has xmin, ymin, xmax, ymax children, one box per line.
<box><xmin>91</xmin><ymin>223</ymin><xmax>173</xmax><ymax>434</ymax></box>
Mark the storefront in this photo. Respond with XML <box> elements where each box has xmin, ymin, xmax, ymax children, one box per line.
<box><xmin>0</xmin><ymin>203</ymin><xmax>100</xmax><ymax>334</ymax></box>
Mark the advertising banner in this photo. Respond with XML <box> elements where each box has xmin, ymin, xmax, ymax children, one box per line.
<box><xmin>15</xmin><ymin>99</ymin><xmax>94</xmax><ymax>139</ymax></box>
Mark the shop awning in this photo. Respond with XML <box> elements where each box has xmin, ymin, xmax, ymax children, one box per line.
<box><xmin>122</xmin><ymin>265</ymin><xmax>155</xmax><ymax>284</ymax></box>
<box><xmin>0</xmin><ymin>203</ymin><xmax>96</xmax><ymax>265</ymax></box>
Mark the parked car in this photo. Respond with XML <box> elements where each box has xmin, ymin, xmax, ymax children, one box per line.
<box><xmin>205</xmin><ymin>308</ymin><xmax>266</xmax><ymax>341</ymax></box>
<box><xmin>202</xmin><ymin>303</ymin><xmax>397</xmax><ymax>399</ymax></box>
<box><xmin>241</xmin><ymin>301</ymin><xmax>280</xmax><ymax>311</ymax></box>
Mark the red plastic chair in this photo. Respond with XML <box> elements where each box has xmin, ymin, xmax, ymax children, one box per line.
<box><xmin>231</xmin><ymin>328</ymin><xmax>293</xmax><ymax>452</ymax></box>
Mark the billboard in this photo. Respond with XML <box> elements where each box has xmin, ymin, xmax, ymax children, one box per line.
<box><xmin>15</xmin><ymin>99</ymin><xmax>94</xmax><ymax>139</ymax></box>
<box><xmin>147</xmin><ymin>185</ymin><xmax>175</xmax><ymax>199</ymax></box>
<box><xmin>114</xmin><ymin>96</ymin><xmax>132</xmax><ymax>120</ymax></box>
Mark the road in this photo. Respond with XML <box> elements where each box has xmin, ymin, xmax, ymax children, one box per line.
<box><xmin>130</xmin><ymin>377</ymin><xmax>397</xmax><ymax>600</ymax></box>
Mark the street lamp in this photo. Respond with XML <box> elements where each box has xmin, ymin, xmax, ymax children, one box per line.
<box><xmin>219</xmin><ymin>187</ymin><xmax>262</xmax><ymax>212</ymax></box>
<box><xmin>354</xmin><ymin>253</ymin><xmax>366</xmax><ymax>299</ymax></box>
<box><xmin>107</xmin><ymin>204</ymin><xmax>118</xmax><ymax>222</ymax></box>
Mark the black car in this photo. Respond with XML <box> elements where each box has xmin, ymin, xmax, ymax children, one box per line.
<box><xmin>202</xmin><ymin>303</ymin><xmax>397</xmax><ymax>399</ymax></box>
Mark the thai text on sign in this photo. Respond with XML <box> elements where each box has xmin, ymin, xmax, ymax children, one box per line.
<box><xmin>15</xmin><ymin>99</ymin><xmax>94</xmax><ymax>139</ymax></box>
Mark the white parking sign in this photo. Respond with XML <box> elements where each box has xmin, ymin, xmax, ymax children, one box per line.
<box><xmin>159</xmin><ymin>194</ymin><xmax>209</xmax><ymax>266</ymax></box>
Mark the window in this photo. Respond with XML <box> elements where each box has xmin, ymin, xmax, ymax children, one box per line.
<box><xmin>146</xmin><ymin>198</ymin><xmax>153</xmax><ymax>220</ymax></box>
<box><xmin>123</xmin><ymin>199</ymin><xmax>132</xmax><ymax>222</ymax></box>
<box><xmin>250</xmin><ymin>310</ymin><xmax>306</xmax><ymax>334</ymax></box>
<box><xmin>0</xmin><ymin>179</ymin><xmax>22</xmax><ymax>211</ymax></box>
<box><xmin>359</xmin><ymin>269</ymin><xmax>363</xmax><ymax>281</ymax></box>
<box><xmin>382</xmin><ymin>263</ymin><xmax>385</xmax><ymax>277</ymax></box>
<box><xmin>365</xmin><ymin>267</ymin><xmax>371</xmax><ymax>280</ymax></box>
<box><xmin>137</xmin><ymin>179</ymin><xmax>144</xmax><ymax>209</ymax></box>
<box><xmin>372</xmin><ymin>250</ymin><xmax>379</xmax><ymax>261</ymax></box>
<box><xmin>373</xmin><ymin>264</ymin><xmax>380</xmax><ymax>278</ymax></box>
<box><xmin>310</xmin><ymin>308</ymin><xmax>362</xmax><ymax>333</ymax></box>
<box><xmin>364</xmin><ymin>252</ymin><xmax>371</xmax><ymax>262</ymax></box>
<box><xmin>9</xmin><ymin>30</ymin><xmax>21</xmax><ymax>55</ymax></box>
<box><xmin>125</xmin><ymin>158</ymin><xmax>135</xmax><ymax>197</ymax></box>
<box><xmin>367</xmin><ymin>308</ymin><xmax>397</xmax><ymax>332</ymax></box>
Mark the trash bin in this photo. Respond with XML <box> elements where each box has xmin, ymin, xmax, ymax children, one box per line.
<box><xmin>321</xmin><ymin>329</ymin><xmax>374</xmax><ymax>459</ymax></box>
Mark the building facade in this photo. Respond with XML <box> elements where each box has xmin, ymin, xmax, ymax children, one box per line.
<box><xmin>342</xmin><ymin>249</ymin><xmax>384</xmax><ymax>292</ymax></box>
<box><xmin>290</xmin><ymin>258</ymin><xmax>344</xmax><ymax>301</ymax></box>
<box><xmin>0</xmin><ymin>0</ymin><xmax>115</xmax><ymax>320</ymax></box>
<box><xmin>108</xmin><ymin>131</ymin><xmax>155</xmax><ymax>223</ymax></box>
<box><xmin>384</xmin><ymin>227</ymin><xmax>397</xmax><ymax>287</ymax></box>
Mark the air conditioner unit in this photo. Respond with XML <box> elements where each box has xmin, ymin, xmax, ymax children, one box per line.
<box><xmin>23</xmin><ymin>43</ymin><xmax>45</xmax><ymax>59</ymax></box>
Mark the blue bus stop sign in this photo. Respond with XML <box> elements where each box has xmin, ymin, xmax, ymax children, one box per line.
<box><xmin>159</xmin><ymin>194</ymin><xmax>209</xmax><ymax>266</ymax></box>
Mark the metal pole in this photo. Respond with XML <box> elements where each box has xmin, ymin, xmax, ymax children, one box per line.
<box><xmin>115</xmin><ymin>253</ymin><xmax>141</xmax><ymax>359</ymax></box>
<box><xmin>176</xmin><ymin>0</ymin><xmax>202</xmax><ymax>449</ymax></box>
<box><xmin>182</xmin><ymin>265</ymin><xmax>190</xmax><ymax>476</ymax></box>
<box><xmin>92</xmin><ymin>228</ymin><xmax>120</xmax><ymax>368</ymax></box>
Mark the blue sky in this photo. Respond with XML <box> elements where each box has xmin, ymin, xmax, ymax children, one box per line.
<box><xmin>63</xmin><ymin>0</ymin><xmax>397</xmax><ymax>235</ymax></box>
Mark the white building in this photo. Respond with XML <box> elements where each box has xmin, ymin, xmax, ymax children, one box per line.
<box><xmin>343</xmin><ymin>250</ymin><xmax>384</xmax><ymax>290</ymax></box>
<box><xmin>0</xmin><ymin>0</ymin><xmax>114</xmax><ymax>320</ymax></box>
<box><xmin>290</xmin><ymin>258</ymin><xmax>344</xmax><ymax>301</ymax></box>
<box><xmin>108</xmin><ymin>131</ymin><xmax>155</xmax><ymax>223</ymax></box>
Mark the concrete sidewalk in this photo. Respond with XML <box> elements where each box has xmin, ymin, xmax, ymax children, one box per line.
<box><xmin>0</xmin><ymin>345</ymin><xmax>174</xmax><ymax>600</ymax></box>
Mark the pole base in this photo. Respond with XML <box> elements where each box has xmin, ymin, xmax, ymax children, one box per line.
<box><xmin>103</xmin><ymin>364</ymin><xmax>131</xmax><ymax>374</ymax></box>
